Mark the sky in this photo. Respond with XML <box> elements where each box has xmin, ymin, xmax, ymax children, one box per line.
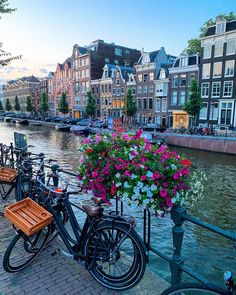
<box><xmin>0</xmin><ymin>0</ymin><xmax>235</xmax><ymax>82</ymax></box>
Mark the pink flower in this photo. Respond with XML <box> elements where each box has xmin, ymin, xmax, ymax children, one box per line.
<box><xmin>173</xmin><ymin>172</ymin><xmax>180</xmax><ymax>180</ymax></box>
<box><xmin>111</xmin><ymin>133</ymin><xmax>118</xmax><ymax>138</ymax></box>
<box><xmin>160</xmin><ymin>188</ymin><xmax>168</xmax><ymax>198</ymax></box>
<box><xmin>141</xmin><ymin>175</ymin><xmax>147</xmax><ymax>181</ymax></box>
<box><xmin>144</xmin><ymin>143</ymin><xmax>152</xmax><ymax>151</ymax></box>
<box><xmin>114</xmin><ymin>164</ymin><xmax>122</xmax><ymax>170</ymax></box>
<box><xmin>141</xmin><ymin>157</ymin><xmax>148</xmax><ymax>163</ymax></box>
<box><xmin>122</xmin><ymin>133</ymin><xmax>130</xmax><ymax>141</ymax></box>
<box><xmin>124</xmin><ymin>170</ymin><xmax>131</xmax><ymax>177</ymax></box>
<box><xmin>152</xmin><ymin>171</ymin><xmax>161</xmax><ymax>180</ymax></box>
<box><xmin>82</xmin><ymin>138</ymin><xmax>91</xmax><ymax>144</ymax></box>
<box><xmin>95</xmin><ymin>135</ymin><xmax>102</xmax><ymax>143</ymax></box>
<box><xmin>162</xmin><ymin>182</ymin><xmax>169</xmax><ymax>188</ymax></box>
<box><xmin>92</xmin><ymin>171</ymin><xmax>98</xmax><ymax>178</ymax></box>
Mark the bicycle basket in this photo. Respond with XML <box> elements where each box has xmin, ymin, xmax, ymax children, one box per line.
<box><xmin>0</xmin><ymin>167</ymin><xmax>18</xmax><ymax>183</ymax></box>
<box><xmin>4</xmin><ymin>198</ymin><xmax>52</xmax><ymax>236</ymax></box>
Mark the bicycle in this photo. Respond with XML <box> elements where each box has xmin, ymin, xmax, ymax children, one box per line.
<box><xmin>3</xmin><ymin>172</ymin><xmax>147</xmax><ymax>290</ymax></box>
<box><xmin>160</xmin><ymin>271</ymin><xmax>235</xmax><ymax>294</ymax></box>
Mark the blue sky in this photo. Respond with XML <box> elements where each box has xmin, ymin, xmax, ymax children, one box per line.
<box><xmin>0</xmin><ymin>0</ymin><xmax>235</xmax><ymax>81</ymax></box>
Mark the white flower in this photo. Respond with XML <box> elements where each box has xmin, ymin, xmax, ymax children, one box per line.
<box><xmin>115</xmin><ymin>173</ymin><xmax>121</xmax><ymax>178</ymax></box>
<box><xmin>146</xmin><ymin>171</ymin><xmax>153</xmax><ymax>178</ymax></box>
<box><xmin>131</xmin><ymin>174</ymin><xmax>137</xmax><ymax>180</ymax></box>
<box><xmin>123</xmin><ymin>192</ymin><xmax>129</xmax><ymax>198</ymax></box>
<box><xmin>143</xmin><ymin>199</ymin><xmax>150</xmax><ymax>206</ymax></box>
<box><xmin>141</xmin><ymin>186</ymin><xmax>148</xmax><ymax>193</ymax></box>
<box><xmin>147</xmin><ymin>190</ymin><xmax>153</xmax><ymax>198</ymax></box>
<box><xmin>137</xmin><ymin>181</ymin><xmax>144</xmax><ymax>188</ymax></box>
<box><xmin>172</xmin><ymin>197</ymin><xmax>176</xmax><ymax>204</ymax></box>
<box><xmin>129</xmin><ymin>154</ymin><xmax>134</xmax><ymax>160</ymax></box>
<box><xmin>124</xmin><ymin>182</ymin><xmax>130</xmax><ymax>188</ymax></box>
<box><xmin>170</xmin><ymin>164</ymin><xmax>177</xmax><ymax>170</ymax></box>
<box><xmin>150</xmin><ymin>184</ymin><xmax>157</xmax><ymax>191</ymax></box>
<box><xmin>115</xmin><ymin>182</ymin><xmax>121</xmax><ymax>187</ymax></box>
<box><xmin>133</xmin><ymin>186</ymin><xmax>140</xmax><ymax>194</ymax></box>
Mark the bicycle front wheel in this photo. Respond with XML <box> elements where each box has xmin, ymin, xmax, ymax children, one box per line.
<box><xmin>3</xmin><ymin>225</ymin><xmax>51</xmax><ymax>272</ymax></box>
<box><xmin>161</xmin><ymin>283</ymin><xmax>229</xmax><ymax>295</ymax></box>
<box><xmin>83</xmin><ymin>220</ymin><xmax>146</xmax><ymax>290</ymax></box>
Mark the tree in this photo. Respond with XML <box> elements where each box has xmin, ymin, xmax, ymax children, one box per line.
<box><xmin>58</xmin><ymin>92</ymin><xmax>69</xmax><ymax>115</ymax></box>
<box><xmin>126</xmin><ymin>88</ymin><xmax>137</xmax><ymax>121</ymax></box>
<box><xmin>183</xmin><ymin>79</ymin><xmax>201</xmax><ymax>127</ymax></box>
<box><xmin>184</xmin><ymin>12</ymin><xmax>236</xmax><ymax>54</ymax></box>
<box><xmin>0</xmin><ymin>100</ymin><xmax>4</xmax><ymax>111</ymax></box>
<box><xmin>4</xmin><ymin>97</ymin><xmax>12</xmax><ymax>111</ymax></box>
<box><xmin>26</xmin><ymin>96</ymin><xmax>33</xmax><ymax>113</ymax></box>
<box><xmin>85</xmin><ymin>91</ymin><xmax>96</xmax><ymax>118</ymax></box>
<box><xmin>39</xmin><ymin>91</ymin><xmax>49</xmax><ymax>116</ymax></box>
<box><xmin>14</xmin><ymin>95</ymin><xmax>20</xmax><ymax>111</ymax></box>
<box><xmin>184</xmin><ymin>38</ymin><xmax>201</xmax><ymax>55</ymax></box>
<box><xmin>0</xmin><ymin>1</ymin><xmax>21</xmax><ymax>66</ymax></box>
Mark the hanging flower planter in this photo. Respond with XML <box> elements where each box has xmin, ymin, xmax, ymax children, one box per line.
<box><xmin>78</xmin><ymin>130</ymin><xmax>192</xmax><ymax>216</ymax></box>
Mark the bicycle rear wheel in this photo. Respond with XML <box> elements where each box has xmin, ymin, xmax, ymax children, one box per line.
<box><xmin>3</xmin><ymin>224</ymin><xmax>52</xmax><ymax>272</ymax></box>
<box><xmin>160</xmin><ymin>283</ymin><xmax>228</xmax><ymax>295</ymax></box>
<box><xmin>83</xmin><ymin>220</ymin><xmax>146</xmax><ymax>290</ymax></box>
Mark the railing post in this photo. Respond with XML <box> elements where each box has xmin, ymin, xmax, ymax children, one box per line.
<box><xmin>170</xmin><ymin>205</ymin><xmax>186</xmax><ymax>286</ymax></box>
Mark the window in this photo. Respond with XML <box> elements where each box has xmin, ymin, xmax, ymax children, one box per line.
<box><xmin>163</xmin><ymin>83</ymin><xmax>167</xmax><ymax>96</ymax></box>
<box><xmin>101</xmin><ymin>85</ymin><xmax>104</xmax><ymax>93</ymax></box>
<box><xmin>112</xmin><ymin>88</ymin><xmax>116</xmax><ymax>95</ymax></box>
<box><xmin>203</xmin><ymin>44</ymin><xmax>212</xmax><ymax>59</ymax></box>
<box><xmin>212</xmin><ymin>82</ymin><xmax>221</xmax><ymax>97</ymax></box>
<box><xmin>149</xmin><ymin>98</ymin><xmax>153</xmax><ymax>109</ymax></box>
<box><xmin>180</xmin><ymin>74</ymin><xmax>186</xmax><ymax>87</ymax></box>
<box><xmin>143</xmin><ymin>74</ymin><xmax>148</xmax><ymax>82</ymax></box>
<box><xmin>226</xmin><ymin>39</ymin><xmax>236</xmax><ymax>55</ymax></box>
<box><xmin>213</xmin><ymin>62</ymin><xmax>222</xmax><ymax>78</ymax></box>
<box><xmin>148</xmin><ymin>84</ymin><xmax>153</xmax><ymax>93</ymax></box>
<box><xmin>86</xmin><ymin>69</ymin><xmax>89</xmax><ymax>77</ymax></box>
<box><xmin>149</xmin><ymin>72</ymin><xmax>154</xmax><ymax>80</ymax></box>
<box><xmin>114</xmin><ymin>60</ymin><xmax>119</xmax><ymax>64</ymax></box>
<box><xmin>216</xmin><ymin>22</ymin><xmax>226</xmax><ymax>34</ymax></box>
<box><xmin>210</xmin><ymin>103</ymin><xmax>218</xmax><ymax>120</ymax></box>
<box><xmin>188</xmin><ymin>73</ymin><xmax>196</xmax><ymax>85</ymax></box>
<box><xmin>223</xmin><ymin>81</ymin><xmax>233</xmax><ymax>97</ymax></box>
<box><xmin>115</xmin><ymin>48</ymin><xmax>122</xmax><ymax>56</ymax></box>
<box><xmin>143</xmin><ymin>98</ymin><xmax>147</xmax><ymax>110</ymax></box>
<box><xmin>171</xmin><ymin>91</ymin><xmax>177</xmax><ymax>106</ymax></box>
<box><xmin>109</xmin><ymin>84</ymin><xmax>111</xmax><ymax>92</ymax></box>
<box><xmin>138</xmin><ymin>74</ymin><xmax>142</xmax><ymax>82</ymax></box>
<box><xmin>220</xmin><ymin>102</ymin><xmax>232</xmax><ymax>125</ymax></box>
<box><xmin>172</xmin><ymin>75</ymin><xmax>178</xmax><ymax>87</ymax></box>
<box><xmin>132</xmin><ymin>88</ymin><xmax>136</xmax><ymax>95</ymax></box>
<box><xmin>116</xmin><ymin>79</ymin><xmax>120</xmax><ymax>86</ymax></box>
<box><xmin>116</xmin><ymin>88</ymin><xmax>120</xmax><ymax>96</ymax></box>
<box><xmin>181</xmin><ymin>57</ymin><xmax>188</xmax><ymax>67</ymax></box>
<box><xmin>156</xmin><ymin>99</ymin><xmax>160</xmax><ymax>112</ymax></box>
<box><xmin>143</xmin><ymin>85</ymin><xmax>147</xmax><ymax>94</ymax></box>
<box><xmin>202</xmin><ymin>63</ymin><xmax>211</xmax><ymax>79</ymax></box>
<box><xmin>225</xmin><ymin>60</ymin><xmax>235</xmax><ymax>77</ymax></box>
<box><xmin>105</xmin><ymin>84</ymin><xmax>107</xmax><ymax>93</ymax></box>
<box><xmin>162</xmin><ymin>98</ymin><xmax>167</xmax><ymax>112</ymax></box>
<box><xmin>121</xmin><ymin>88</ymin><xmax>124</xmax><ymax>95</ymax></box>
<box><xmin>137</xmin><ymin>86</ymin><xmax>142</xmax><ymax>94</ymax></box>
<box><xmin>214</xmin><ymin>41</ymin><xmax>223</xmax><ymax>57</ymax></box>
<box><xmin>201</xmin><ymin>83</ymin><xmax>209</xmax><ymax>97</ymax></box>
<box><xmin>138</xmin><ymin>99</ymin><xmax>142</xmax><ymax>110</ymax></box>
<box><xmin>180</xmin><ymin>91</ymin><xmax>186</xmax><ymax>106</ymax></box>
<box><xmin>199</xmin><ymin>103</ymin><xmax>208</xmax><ymax>119</ymax></box>
<box><xmin>124</xmin><ymin>49</ymin><xmax>130</xmax><ymax>54</ymax></box>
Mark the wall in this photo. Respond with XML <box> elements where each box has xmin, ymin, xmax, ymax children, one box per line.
<box><xmin>160</xmin><ymin>133</ymin><xmax>236</xmax><ymax>155</ymax></box>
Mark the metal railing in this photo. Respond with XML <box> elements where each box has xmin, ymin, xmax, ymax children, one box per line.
<box><xmin>143</xmin><ymin>205</ymin><xmax>236</xmax><ymax>286</ymax></box>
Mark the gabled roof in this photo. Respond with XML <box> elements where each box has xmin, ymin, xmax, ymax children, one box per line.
<box><xmin>172</xmin><ymin>54</ymin><xmax>199</xmax><ymax>68</ymax></box>
<box><xmin>204</xmin><ymin>19</ymin><xmax>236</xmax><ymax>37</ymax></box>
<box><xmin>149</xmin><ymin>50</ymin><xmax>160</xmax><ymax>62</ymax></box>
<box><xmin>156</xmin><ymin>65</ymin><xmax>169</xmax><ymax>79</ymax></box>
<box><xmin>103</xmin><ymin>64</ymin><xmax>133</xmax><ymax>81</ymax></box>
<box><xmin>20</xmin><ymin>76</ymin><xmax>40</xmax><ymax>83</ymax></box>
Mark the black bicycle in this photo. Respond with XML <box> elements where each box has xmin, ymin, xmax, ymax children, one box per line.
<box><xmin>3</xmin><ymin>173</ymin><xmax>147</xmax><ymax>290</ymax></box>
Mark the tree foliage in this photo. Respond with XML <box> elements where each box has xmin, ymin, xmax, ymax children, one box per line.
<box><xmin>85</xmin><ymin>91</ymin><xmax>96</xmax><ymax>118</ymax></box>
<box><xmin>58</xmin><ymin>92</ymin><xmax>69</xmax><ymax>115</ymax></box>
<box><xmin>39</xmin><ymin>91</ymin><xmax>49</xmax><ymax>115</ymax></box>
<box><xmin>126</xmin><ymin>88</ymin><xmax>137</xmax><ymax>118</ymax></box>
<box><xmin>0</xmin><ymin>100</ymin><xmax>4</xmax><ymax>111</ymax></box>
<box><xmin>26</xmin><ymin>96</ymin><xmax>33</xmax><ymax>113</ymax></box>
<box><xmin>183</xmin><ymin>79</ymin><xmax>201</xmax><ymax>126</ymax></box>
<box><xmin>4</xmin><ymin>97</ymin><xmax>12</xmax><ymax>111</ymax></box>
<box><xmin>184</xmin><ymin>12</ymin><xmax>236</xmax><ymax>54</ymax></box>
<box><xmin>14</xmin><ymin>95</ymin><xmax>20</xmax><ymax>111</ymax></box>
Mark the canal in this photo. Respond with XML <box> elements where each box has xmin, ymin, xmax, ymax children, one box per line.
<box><xmin>0</xmin><ymin>122</ymin><xmax>235</xmax><ymax>287</ymax></box>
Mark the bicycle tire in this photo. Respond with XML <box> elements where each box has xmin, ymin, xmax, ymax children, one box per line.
<box><xmin>3</xmin><ymin>225</ymin><xmax>51</xmax><ymax>272</ymax></box>
<box><xmin>160</xmin><ymin>282</ymin><xmax>229</xmax><ymax>295</ymax></box>
<box><xmin>83</xmin><ymin>220</ymin><xmax>146</xmax><ymax>290</ymax></box>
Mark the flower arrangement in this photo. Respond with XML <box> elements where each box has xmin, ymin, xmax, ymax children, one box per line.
<box><xmin>77</xmin><ymin>130</ymin><xmax>192</xmax><ymax>215</ymax></box>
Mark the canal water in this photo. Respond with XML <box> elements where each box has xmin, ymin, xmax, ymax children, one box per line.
<box><xmin>0</xmin><ymin>122</ymin><xmax>235</xmax><ymax>286</ymax></box>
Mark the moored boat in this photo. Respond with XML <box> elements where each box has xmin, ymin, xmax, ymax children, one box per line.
<box><xmin>70</xmin><ymin>125</ymin><xmax>93</xmax><ymax>136</ymax></box>
<box><xmin>55</xmin><ymin>124</ymin><xmax>70</xmax><ymax>131</ymax></box>
<box><xmin>15</xmin><ymin>119</ymin><xmax>29</xmax><ymax>125</ymax></box>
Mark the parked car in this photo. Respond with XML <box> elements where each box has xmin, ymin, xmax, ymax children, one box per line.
<box><xmin>142</xmin><ymin>123</ymin><xmax>166</xmax><ymax>133</ymax></box>
<box><xmin>92</xmin><ymin>120</ymin><xmax>108</xmax><ymax>128</ymax></box>
<box><xmin>78</xmin><ymin>119</ymin><xmax>92</xmax><ymax>126</ymax></box>
<box><xmin>66</xmin><ymin>118</ymin><xmax>82</xmax><ymax>125</ymax></box>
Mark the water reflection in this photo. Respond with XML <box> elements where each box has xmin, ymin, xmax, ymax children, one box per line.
<box><xmin>0</xmin><ymin>122</ymin><xmax>235</xmax><ymax>285</ymax></box>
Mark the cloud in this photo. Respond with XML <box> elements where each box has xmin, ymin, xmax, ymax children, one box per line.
<box><xmin>39</xmin><ymin>68</ymin><xmax>49</xmax><ymax>74</ymax></box>
<box><xmin>45</xmin><ymin>63</ymin><xmax>56</xmax><ymax>67</ymax></box>
<box><xmin>0</xmin><ymin>66</ymin><xmax>28</xmax><ymax>75</ymax></box>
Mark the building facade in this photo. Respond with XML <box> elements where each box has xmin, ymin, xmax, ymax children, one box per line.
<box><xmin>135</xmin><ymin>47</ymin><xmax>176</xmax><ymax>125</ymax></box>
<box><xmin>71</xmin><ymin>40</ymin><xmax>141</xmax><ymax>118</ymax></box>
<box><xmin>168</xmin><ymin>53</ymin><xmax>199</xmax><ymax>128</ymax></box>
<box><xmin>199</xmin><ymin>18</ymin><xmax>236</xmax><ymax>128</ymax></box>
<box><xmin>3</xmin><ymin>76</ymin><xmax>40</xmax><ymax>112</ymax></box>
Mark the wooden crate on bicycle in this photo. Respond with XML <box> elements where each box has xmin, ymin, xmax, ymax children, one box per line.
<box><xmin>0</xmin><ymin>167</ymin><xmax>18</xmax><ymax>183</ymax></box>
<box><xmin>4</xmin><ymin>198</ymin><xmax>52</xmax><ymax>236</ymax></box>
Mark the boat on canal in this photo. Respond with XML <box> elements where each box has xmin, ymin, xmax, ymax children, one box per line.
<box><xmin>70</xmin><ymin>125</ymin><xmax>93</xmax><ymax>136</ymax></box>
<box><xmin>15</xmin><ymin>119</ymin><xmax>29</xmax><ymax>125</ymax></box>
<box><xmin>55</xmin><ymin>124</ymin><xmax>70</xmax><ymax>132</ymax></box>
